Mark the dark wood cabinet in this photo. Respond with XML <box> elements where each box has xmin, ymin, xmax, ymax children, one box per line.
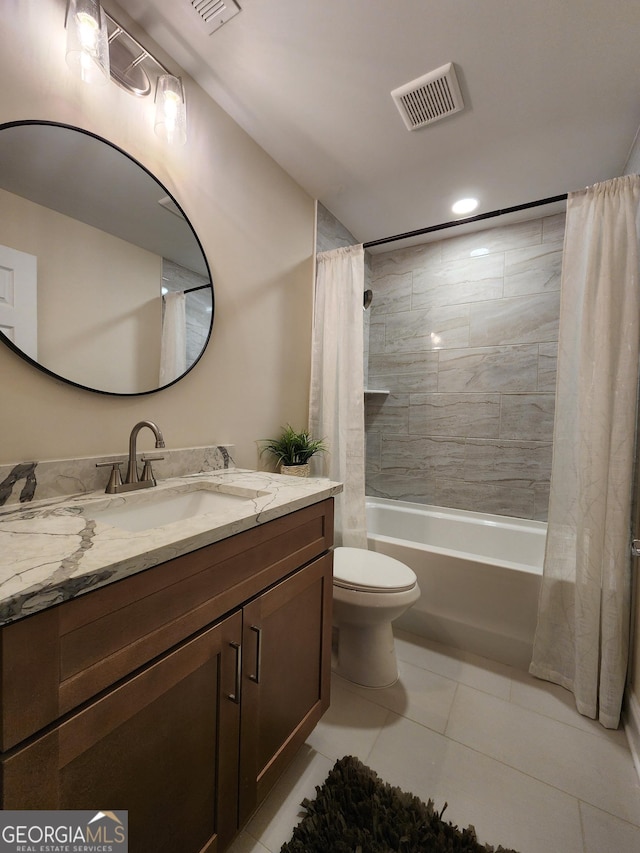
<box><xmin>0</xmin><ymin>499</ymin><xmax>334</xmax><ymax>853</ymax></box>
<box><xmin>239</xmin><ymin>552</ymin><xmax>332</xmax><ymax>823</ymax></box>
<box><xmin>2</xmin><ymin>611</ymin><xmax>242</xmax><ymax>853</ymax></box>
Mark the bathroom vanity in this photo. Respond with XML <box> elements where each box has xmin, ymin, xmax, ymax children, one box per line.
<box><xmin>0</xmin><ymin>470</ymin><xmax>340</xmax><ymax>853</ymax></box>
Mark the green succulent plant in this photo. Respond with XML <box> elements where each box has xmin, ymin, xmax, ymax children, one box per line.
<box><xmin>259</xmin><ymin>424</ymin><xmax>327</xmax><ymax>467</ymax></box>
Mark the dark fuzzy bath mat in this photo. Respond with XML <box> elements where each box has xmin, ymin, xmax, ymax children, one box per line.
<box><xmin>280</xmin><ymin>755</ymin><xmax>519</xmax><ymax>853</ymax></box>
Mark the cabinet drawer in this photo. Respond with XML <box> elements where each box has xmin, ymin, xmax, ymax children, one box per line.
<box><xmin>0</xmin><ymin>498</ymin><xmax>333</xmax><ymax>750</ymax></box>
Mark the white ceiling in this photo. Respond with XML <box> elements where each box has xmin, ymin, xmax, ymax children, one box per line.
<box><xmin>120</xmin><ymin>0</ymin><xmax>640</xmax><ymax>248</ymax></box>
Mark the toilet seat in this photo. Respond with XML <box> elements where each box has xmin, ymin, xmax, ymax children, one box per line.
<box><xmin>333</xmin><ymin>546</ymin><xmax>417</xmax><ymax>594</ymax></box>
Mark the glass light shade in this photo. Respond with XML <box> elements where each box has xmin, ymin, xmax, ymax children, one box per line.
<box><xmin>155</xmin><ymin>75</ymin><xmax>187</xmax><ymax>146</ymax></box>
<box><xmin>65</xmin><ymin>0</ymin><xmax>110</xmax><ymax>85</ymax></box>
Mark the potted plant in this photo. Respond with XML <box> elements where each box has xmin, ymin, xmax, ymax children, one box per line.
<box><xmin>259</xmin><ymin>424</ymin><xmax>327</xmax><ymax>478</ymax></box>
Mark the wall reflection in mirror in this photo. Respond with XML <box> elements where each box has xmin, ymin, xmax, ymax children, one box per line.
<box><xmin>0</xmin><ymin>121</ymin><xmax>213</xmax><ymax>395</ymax></box>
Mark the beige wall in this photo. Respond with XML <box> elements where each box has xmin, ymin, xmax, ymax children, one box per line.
<box><xmin>0</xmin><ymin>0</ymin><xmax>315</xmax><ymax>467</ymax></box>
<box><xmin>0</xmin><ymin>188</ymin><xmax>162</xmax><ymax>392</ymax></box>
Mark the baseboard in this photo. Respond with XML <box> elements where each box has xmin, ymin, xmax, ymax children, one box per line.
<box><xmin>394</xmin><ymin>609</ymin><xmax>533</xmax><ymax>671</ymax></box>
<box><xmin>623</xmin><ymin>688</ymin><xmax>640</xmax><ymax>783</ymax></box>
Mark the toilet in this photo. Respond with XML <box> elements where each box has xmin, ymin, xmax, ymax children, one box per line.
<box><xmin>332</xmin><ymin>546</ymin><xmax>420</xmax><ymax>688</ymax></box>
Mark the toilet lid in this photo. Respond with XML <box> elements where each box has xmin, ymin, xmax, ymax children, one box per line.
<box><xmin>333</xmin><ymin>547</ymin><xmax>417</xmax><ymax>593</ymax></box>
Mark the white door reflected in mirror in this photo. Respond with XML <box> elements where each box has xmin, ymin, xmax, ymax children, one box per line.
<box><xmin>0</xmin><ymin>244</ymin><xmax>37</xmax><ymax>360</ymax></box>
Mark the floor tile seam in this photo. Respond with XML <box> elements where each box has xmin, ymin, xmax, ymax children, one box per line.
<box><xmin>332</xmin><ymin>678</ymin><xmax>459</xmax><ymax>725</ymax></box>
<box><xmin>396</xmin><ymin>654</ymin><xmax>463</xmax><ymax>685</ymax></box>
<box><xmin>240</xmin><ymin>829</ymin><xmax>271</xmax><ymax>853</ymax></box>
<box><xmin>457</xmin><ymin>679</ymin><xmax>633</xmax><ymax>752</ymax></box>
<box><xmin>576</xmin><ymin>798</ymin><xmax>587</xmax><ymax>853</ymax></box>
<box><xmin>332</xmin><ymin>680</ymin><xmax>409</xmax><ymax>720</ymax></box>
<box><xmin>362</xmin><ymin>707</ymin><xmax>397</xmax><ymax>764</ymax></box>
<box><xmin>442</xmin><ymin>681</ymin><xmax>460</xmax><ymax>738</ymax></box>
<box><xmin>506</xmin><ymin>695</ymin><xmax>633</xmax><ymax>744</ymax></box>
<box><xmin>438</xmin><ymin>728</ymin><xmax>634</xmax><ymax>818</ymax></box>
<box><xmin>394</xmin><ymin>645</ymin><xmax>517</xmax><ymax>700</ymax></box>
<box><xmin>342</xmin><ymin>690</ymin><xmax>457</xmax><ymax>734</ymax></box>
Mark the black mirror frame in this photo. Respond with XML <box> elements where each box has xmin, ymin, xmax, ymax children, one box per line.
<box><xmin>0</xmin><ymin>120</ymin><xmax>214</xmax><ymax>396</ymax></box>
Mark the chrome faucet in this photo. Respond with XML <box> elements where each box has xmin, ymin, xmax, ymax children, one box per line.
<box><xmin>97</xmin><ymin>421</ymin><xmax>166</xmax><ymax>494</ymax></box>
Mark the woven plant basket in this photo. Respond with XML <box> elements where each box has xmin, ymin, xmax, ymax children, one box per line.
<box><xmin>280</xmin><ymin>463</ymin><xmax>311</xmax><ymax>478</ymax></box>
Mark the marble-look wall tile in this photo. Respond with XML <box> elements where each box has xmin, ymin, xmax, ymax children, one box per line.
<box><xmin>500</xmin><ymin>394</ymin><xmax>556</xmax><ymax>441</ymax></box>
<box><xmin>0</xmin><ymin>445</ymin><xmax>235</xmax><ymax>507</ymax></box>
<box><xmin>368</xmin><ymin>319</ymin><xmax>386</xmax><ymax>355</ymax></box>
<box><xmin>365</xmin><ymin>213</ymin><xmax>560</xmax><ymax>520</ymax></box>
<box><xmin>366</xmin><ymin>430</ymin><xmax>382</xmax><ymax>473</ymax></box>
<box><xmin>409</xmin><ymin>393</ymin><xmax>501</xmax><ymax>438</ymax></box>
<box><xmin>384</xmin><ymin>304</ymin><xmax>470</xmax><ymax>353</ymax></box>
<box><xmin>412</xmin><ymin>253</ymin><xmax>504</xmax><ymax>309</ymax></box>
<box><xmin>365</xmin><ymin>393</ymin><xmax>410</xmax><ymax>434</ymax></box>
<box><xmin>381</xmin><ymin>435</ymin><xmax>466</xmax><ymax>479</ymax></box>
<box><xmin>464</xmin><ymin>439</ymin><xmax>552</xmax><ymax>486</ymax></box>
<box><xmin>316</xmin><ymin>201</ymin><xmax>359</xmax><ymax>253</ymax></box>
<box><xmin>440</xmin><ymin>218</ymin><xmax>543</xmax><ymax>261</ymax></box>
<box><xmin>437</xmin><ymin>345</ymin><xmax>539</xmax><ymax>393</ymax></box>
<box><xmin>538</xmin><ymin>342</ymin><xmax>558</xmax><ymax>391</ymax></box>
<box><xmin>503</xmin><ymin>241</ymin><xmax>564</xmax><ymax>297</ymax></box>
<box><xmin>369</xmin><ymin>351</ymin><xmax>439</xmax><ymax>378</ymax></box>
<box><xmin>368</xmin><ymin>351</ymin><xmax>439</xmax><ymax>393</ymax></box>
<box><xmin>435</xmin><ymin>478</ymin><xmax>536</xmax><ymax>519</ymax></box>
<box><xmin>370</xmin><ymin>272</ymin><xmax>412</xmax><ymax>315</ymax></box>
<box><xmin>366</xmin><ymin>471</ymin><xmax>438</xmax><ymax>504</ymax></box>
<box><xmin>533</xmin><ymin>483</ymin><xmax>551</xmax><ymax>521</ymax></box>
<box><xmin>469</xmin><ymin>291</ymin><xmax>560</xmax><ymax>347</ymax></box>
<box><xmin>542</xmin><ymin>212</ymin><xmax>566</xmax><ymax>244</ymax></box>
<box><xmin>369</xmin><ymin>371</ymin><xmax>435</xmax><ymax>394</ymax></box>
<box><xmin>372</xmin><ymin>242</ymin><xmax>440</xmax><ymax>277</ymax></box>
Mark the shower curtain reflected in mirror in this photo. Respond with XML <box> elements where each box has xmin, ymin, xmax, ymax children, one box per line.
<box><xmin>159</xmin><ymin>291</ymin><xmax>186</xmax><ymax>385</ymax></box>
<box><xmin>530</xmin><ymin>174</ymin><xmax>640</xmax><ymax>729</ymax></box>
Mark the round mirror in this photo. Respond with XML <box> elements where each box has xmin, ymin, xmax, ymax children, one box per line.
<box><xmin>0</xmin><ymin>121</ymin><xmax>214</xmax><ymax>395</ymax></box>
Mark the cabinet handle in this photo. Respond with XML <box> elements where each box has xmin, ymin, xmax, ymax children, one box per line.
<box><xmin>228</xmin><ymin>641</ymin><xmax>242</xmax><ymax>704</ymax></box>
<box><xmin>249</xmin><ymin>625</ymin><xmax>262</xmax><ymax>683</ymax></box>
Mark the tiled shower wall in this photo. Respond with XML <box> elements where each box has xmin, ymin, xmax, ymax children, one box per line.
<box><xmin>365</xmin><ymin>213</ymin><xmax>565</xmax><ymax>521</ymax></box>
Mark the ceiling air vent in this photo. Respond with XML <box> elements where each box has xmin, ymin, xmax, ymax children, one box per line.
<box><xmin>391</xmin><ymin>63</ymin><xmax>464</xmax><ymax>131</ymax></box>
<box><xmin>189</xmin><ymin>0</ymin><xmax>241</xmax><ymax>35</ymax></box>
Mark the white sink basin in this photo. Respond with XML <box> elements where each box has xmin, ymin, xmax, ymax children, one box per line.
<box><xmin>83</xmin><ymin>484</ymin><xmax>269</xmax><ymax>532</ymax></box>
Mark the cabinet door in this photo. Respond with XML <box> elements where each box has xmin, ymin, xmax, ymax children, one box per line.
<box><xmin>239</xmin><ymin>553</ymin><xmax>332</xmax><ymax>823</ymax></box>
<box><xmin>0</xmin><ymin>611</ymin><xmax>242</xmax><ymax>853</ymax></box>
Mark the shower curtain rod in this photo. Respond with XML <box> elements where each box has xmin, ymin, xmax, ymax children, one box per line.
<box><xmin>183</xmin><ymin>284</ymin><xmax>210</xmax><ymax>295</ymax></box>
<box><xmin>362</xmin><ymin>193</ymin><xmax>568</xmax><ymax>249</ymax></box>
<box><xmin>162</xmin><ymin>284</ymin><xmax>210</xmax><ymax>298</ymax></box>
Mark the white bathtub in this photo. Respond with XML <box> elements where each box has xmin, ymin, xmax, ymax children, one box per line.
<box><xmin>366</xmin><ymin>497</ymin><xmax>546</xmax><ymax>670</ymax></box>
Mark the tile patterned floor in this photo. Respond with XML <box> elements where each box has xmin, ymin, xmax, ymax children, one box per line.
<box><xmin>228</xmin><ymin>630</ymin><xmax>640</xmax><ymax>853</ymax></box>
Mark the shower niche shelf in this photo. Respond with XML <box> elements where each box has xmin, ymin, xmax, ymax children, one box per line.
<box><xmin>364</xmin><ymin>389</ymin><xmax>390</xmax><ymax>397</ymax></box>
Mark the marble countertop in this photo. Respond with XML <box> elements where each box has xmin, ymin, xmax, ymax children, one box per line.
<box><xmin>0</xmin><ymin>469</ymin><xmax>342</xmax><ymax>626</ymax></box>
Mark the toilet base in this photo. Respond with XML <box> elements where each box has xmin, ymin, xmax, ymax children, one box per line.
<box><xmin>333</xmin><ymin>621</ymin><xmax>399</xmax><ymax>688</ymax></box>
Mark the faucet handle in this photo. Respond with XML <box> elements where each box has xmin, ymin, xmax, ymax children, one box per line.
<box><xmin>96</xmin><ymin>461</ymin><xmax>124</xmax><ymax>494</ymax></box>
<box><xmin>141</xmin><ymin>455</ymin><xmax>164</xmax><ymax>484</ymax></box>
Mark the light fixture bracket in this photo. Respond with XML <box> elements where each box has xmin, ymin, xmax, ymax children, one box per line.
<box><xmin>104</xmin><ymin>12</ymin><xmax>169</xmax><ymax>97</ymax></box>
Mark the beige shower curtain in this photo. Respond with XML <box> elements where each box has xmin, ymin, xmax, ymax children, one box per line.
<box><xmin>530</xmin><ymin>174</ymin><xmax>640</xmax><ymax>728</ymax></box>
<box><xmin>159</xmin><ymin>291</ymin><xmax>186</xmax><ymax>385</ymax></box>
<box><xmin>309</xmin><ymin>244</ymin><xmax>367</xmax><ymax>548</ymax></box>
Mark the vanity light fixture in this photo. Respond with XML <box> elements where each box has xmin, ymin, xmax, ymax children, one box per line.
<box><xmin>155</xmin><ymin>74</ymin><xmax>187</xmax><ymax>146</ymax></box>
<box><xmin>64</xmin><ymin>1</ymin><xmax>188</xmax><ymax>145</ymax></box>
<box><xmin>65</xmin><ymin>0</ymin><xmax>110</xmax><ymax>85</ymax></box>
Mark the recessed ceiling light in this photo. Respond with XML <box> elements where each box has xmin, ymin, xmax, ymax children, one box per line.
<box><xmin>452</xmin><ymin>197</ymin><xmax>478</xmax><ymax>215</ymax></box>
